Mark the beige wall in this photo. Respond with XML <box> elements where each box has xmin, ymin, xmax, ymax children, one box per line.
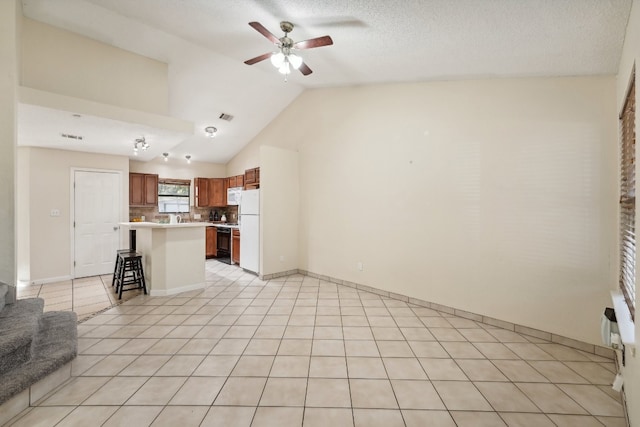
<box><xmin>21</xmin><ymin>18</ymin><xmax>169</xmax><ymax>115</ymax></box>
<box><xmin>130</xmin><ymin>158</ymin><xmax>226</xmax><ymax>208</ymax></box>
<box><xmin>18</xmin><ymin>153</ymin><xmax>227</xmax><ymax>283</ymax></box>
<box><xmin>0</xmin><ymin>0</ymin><xmax>20</xmax><ymax>289</ymax></box>
<box><xmin>16</xmin><ymin>146</ymin><xmax>29</xmax><ymax>283</ymax></box>
<box><xmin>226</xmin><ymin>138</ymin><xmax>261</xmax><ymax>176</ymax></box>
<box><xmin>260</xmin><ymin>146</ymin><xmax>299</xmax><ymax>276</ymax></box>
<box><xmin>616</xmin><ymin>1</ymin><xmax>640</xmax><ymax>425</ymax></box>
<box><xmin>232</xmin><ymin>76</ymin><xmax>618</xmax><ymax>346</ymax></box>
<box><xmin>19</xmin><ymin>147</ymin><xmax>129</xmax><ymax>283</ymax></box>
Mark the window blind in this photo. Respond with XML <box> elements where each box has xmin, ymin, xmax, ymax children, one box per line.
<box><xmin>620</xmin><ymin>73</ymin><xmax>636</xmax><ymax>320</ymax></box>
<box><xmin>158</xmin><ymin>179</ymin><xmax>191</xmax><ymax>213</ymax></box>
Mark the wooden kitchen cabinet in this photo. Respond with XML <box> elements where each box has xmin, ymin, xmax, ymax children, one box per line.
<box><xmin>206</xmin><ymin>227</ymin><xmax>217</xmax><ymax>258</ymax></box>
<box><xmin>194</xmin><ymin>178</ymin><xmax>209</xmax><ymax>207</ymax></box>
<box><xmin>208</xmin><ymin>178</ymin><xmax>227</xmax><ymax>207</ymax></box>
<box><xmin>228</xmin><ymin>174</ymin><xmax>244</xmax><ymax>189</ymax></box>
<box><xmin>228</xmin><ymin>176</ymin><xmax>237</xmax><ymax>188</ymax></box>
<box><xmin>144</xmin><ymin>174</ymin><xmax>158</xmax><ymax>205</ymax></box>
<box><xmin>244</xmin><ymin>167</ymin><xmax>260</xmax><ymax>189</ymax></box>
<box><xmin>196</xmin><ymin>177</ymin><xmax>227</xmax><ymax>207</ymax></box>
<box><xmin>129</xmin><ymin>173</ymin><xmax>158</xmax><ymax>206</ymax></box>
<box><xmin>232</xmin><ymin>229</ymin><xmax>240</xmax><ymax>264</ymax></box>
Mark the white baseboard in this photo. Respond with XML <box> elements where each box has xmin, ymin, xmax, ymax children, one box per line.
<box><xmin>29</xmin><ymin>275</ymin><xmax>73</xmax><ymax>286</ymax></box>
<box><xmin>149</xmin><ymin>282</ymin><xmax>206</xmax><ymax>296</ymax></box>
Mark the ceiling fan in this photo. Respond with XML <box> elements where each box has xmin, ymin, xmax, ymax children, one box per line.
<box><xmin>244</xmin><ymin>21</ymin><xmax>333</xmax><ymax>78</ymax></box>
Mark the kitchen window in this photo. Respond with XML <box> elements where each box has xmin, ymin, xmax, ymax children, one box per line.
<box><xmin>158</xmin><ymin>179</ymin><xmax>190</xmax><ymax>213</ymax></box>
<box><xmin>619</xmin><ymin>70</ymin><xmax>636</xmax><ymax>320</ymax></box>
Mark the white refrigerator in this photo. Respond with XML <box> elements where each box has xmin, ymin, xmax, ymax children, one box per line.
<box><xmin>240</xmin><ymin>189</ymin><xmax>259</xmax><ymax>274</ymax></box>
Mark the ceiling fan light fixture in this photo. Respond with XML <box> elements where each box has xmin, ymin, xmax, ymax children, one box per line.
<box><xmin>271</xmin><ymin>51</ymin><xmax>285</xmax><ymax>67</ymax></box>
<box><xmin>278</xmin><ymin>61</ymin><xmax>291</xmax><ymax>75</ymax></box>
<box><xmin>162</xmin><ymin>152</ymin><xmax>169</xmax><ymax>162</ymax></box>
<box><xmin>288</xmin><ymin>53</ymin><xmax>302</xmax><ymax>70</ymax></box>
<box><xmin>245</xmin><ymin>21</ymin><xmax>333</xmax><ymax>79</ymax></box>
<box><xmin>185</xmin><ymin>154</ymin><xmax>191</xmax><ymax>164</ymax></box>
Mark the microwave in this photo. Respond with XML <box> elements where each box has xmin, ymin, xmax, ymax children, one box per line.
<box><xmin>227</xmin><ymin>187</ymin><xmax>242</xmax><ymax>205</ymax></box>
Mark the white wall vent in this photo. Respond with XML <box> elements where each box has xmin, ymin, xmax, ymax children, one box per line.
<box><xmin>61</xmin><ymin>133</ymin><xmax>84</xmax><ymax>140</ymax></box>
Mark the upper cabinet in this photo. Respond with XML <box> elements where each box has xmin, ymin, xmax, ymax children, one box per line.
<box><xmin>130</xmin><ymin>173</ymin><xmax>158</xmax><ymax>206</ymax></box>
<box><xmin>244</xmin><ymin>167</ymin><xmax>260</xmax><ymax>189</ymax></box>
<box><xmin>227</xmin><ymin>174</ymin><xmax>244</xmax><ymax>189</ymax></box>
<box><xmin>208</xmin><ymin>178</ymin><xmax>227</xmax><ymax>207</ymax></box>
<box><xmin>194</xmin><ymin>173</ymin><xmax>251</xmax><ymax>207</ymax></box>
<box><xmin>195</xmin><ymin>177</ymin><xmax>227</xmax><ymax>207</ymax></box>
<box><xmin>194</xmin><ymin>177</ymin><xmax>209</xmax><ymax>207</ymax></box>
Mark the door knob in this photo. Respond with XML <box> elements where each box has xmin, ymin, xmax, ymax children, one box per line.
<box><xmin>113</xmin><ymin>226</ymin><xmax>119</xmax><ymax>231</ymax></box>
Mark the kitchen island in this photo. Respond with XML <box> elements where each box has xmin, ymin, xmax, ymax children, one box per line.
<box><xmin>119</xmin><ymin>222</ymin><xmax>208</xmax><ymax>296</ymax></box>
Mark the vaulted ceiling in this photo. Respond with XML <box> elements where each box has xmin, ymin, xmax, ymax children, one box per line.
<box><xmin>19</xmin><ymin>0</ymin><xmax>633</xmax><ymax>163</ymax></box>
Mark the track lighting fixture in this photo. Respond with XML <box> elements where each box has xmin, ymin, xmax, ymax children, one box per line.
<box><xmin>133</xmin><ymin>137</ymin><xmax>149</xmax><ymax>155</ymax></box>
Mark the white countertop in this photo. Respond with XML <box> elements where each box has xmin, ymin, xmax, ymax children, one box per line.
<box><xmin>119</xmin><ymin>222</ymin><xmax>209</xmax><ymax>228</ymax></box>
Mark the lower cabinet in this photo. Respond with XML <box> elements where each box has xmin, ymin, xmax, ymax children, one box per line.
<box><xmin>206</xmin><ymin>227</ymin><xmax>217</xmax><ymax>258</ymax></box>
<box><xmin>232</xmin><ymin>229</ymin><xmax>240</xmax><ymax>265</ymax></box>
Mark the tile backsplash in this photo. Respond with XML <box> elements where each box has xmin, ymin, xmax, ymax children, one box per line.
<box><xmin>129</xmin><ymin>205</ymin><xmax>239</xmax><ymax>223</ymax></box>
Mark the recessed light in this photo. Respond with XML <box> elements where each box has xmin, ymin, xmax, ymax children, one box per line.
<box><xmin>205</xmin><ymin>126</ymin><xmax>217</xmax><ymax>138</ymax></box>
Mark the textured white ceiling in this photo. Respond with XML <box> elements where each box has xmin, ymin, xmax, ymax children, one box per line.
<box><xmin>19</xmin><ymin>0</ymin><xmax>632</xmax><ymax>163</ymax></box>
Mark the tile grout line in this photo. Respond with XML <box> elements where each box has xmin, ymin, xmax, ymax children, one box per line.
<box><xmin>11</xmin><ymin>262</ymin><xmax>625</xmax><ymax>427</ymax></box>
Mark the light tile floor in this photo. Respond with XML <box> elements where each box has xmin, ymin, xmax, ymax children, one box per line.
<box><xmin>8</xmin><ymin>260</ymin><xmax>627</xmax><ymax>427</ymax></box>
<box><xmin>17</xmin><ymin>274</ymin><xmax>144</xmax><ymax>321</ymax></box>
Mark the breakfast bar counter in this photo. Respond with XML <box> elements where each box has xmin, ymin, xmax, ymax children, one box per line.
<box><xmin>119</xmin><ymin>222</ymin><xmax>208</xmax><ymax>296</ymax></box>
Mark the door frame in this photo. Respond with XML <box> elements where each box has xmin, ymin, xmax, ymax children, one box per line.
<box><xmin>69</xmin><ymin>167</ymin><xmax>124</xmax><ymax>279</ymax></box>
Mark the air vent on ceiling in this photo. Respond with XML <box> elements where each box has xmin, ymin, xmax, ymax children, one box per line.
<box><xmin>219</xmin><ymin>113</ymin><xmax>234</xmax><ymax>122</ymax></box>
<box><xmin>61</xmin><ymin>133</ymin><xmax>84</xmax><ymax>141</ymax></box>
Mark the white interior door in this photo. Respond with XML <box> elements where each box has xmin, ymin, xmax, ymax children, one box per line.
<box><xmin>74</xmin><ymin>170</ymin><xmax>121</xmax><ymax>278</ymax></box>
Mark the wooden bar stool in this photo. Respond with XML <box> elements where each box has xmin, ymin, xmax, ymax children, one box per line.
<box><xmin>111</xmin><ymin>249</ymin><xmax>136</xmax><ymax>288</ymax></box>
<box><xmin>111</xmin><ymin>229</ymin><xmax>138</xmax><ymax>288</ymax></box>
<box><xmin>114</xmin><ymin>251</ymin><xmax>147</xmax><ymax>299</ymax></box>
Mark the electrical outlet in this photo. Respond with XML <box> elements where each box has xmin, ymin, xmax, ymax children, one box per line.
<box><xmin>357</xmin><ymin>261</ymin><xmax>363</xmax><ymax>271</ymax></box>
<box><xmin>279</xmin><ymin>255</ymin><xmax>285</xmax><ymax>262</ymax></box>
<box><xmin>194</xmin><ymin>213</ymin><xmax>201</xmax><ymax>220</ymax></box>
<box><xmin>50</xmin><ymin>209</ymin><xmax>60</xmax><ymax>217</ymax></box>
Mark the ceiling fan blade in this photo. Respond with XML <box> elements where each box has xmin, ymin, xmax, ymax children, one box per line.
<box><xmin>248</xmin><ymin>22</ymin><xmax>280</xmax><ymax>45</ymax></box>
<box><xmin>244</xmin><ymin>52</ymin><xmax>272</xmax><ymax>65</ymax></box>
<box><xmin>293</xmin><ymin>35</ymin><xmax>333</xmax><ymax>50</ymax></box>
<box><xmin>298</xmin><ymin>62</ymin><xmax>313</xmax><ymax>76</ymax></box>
